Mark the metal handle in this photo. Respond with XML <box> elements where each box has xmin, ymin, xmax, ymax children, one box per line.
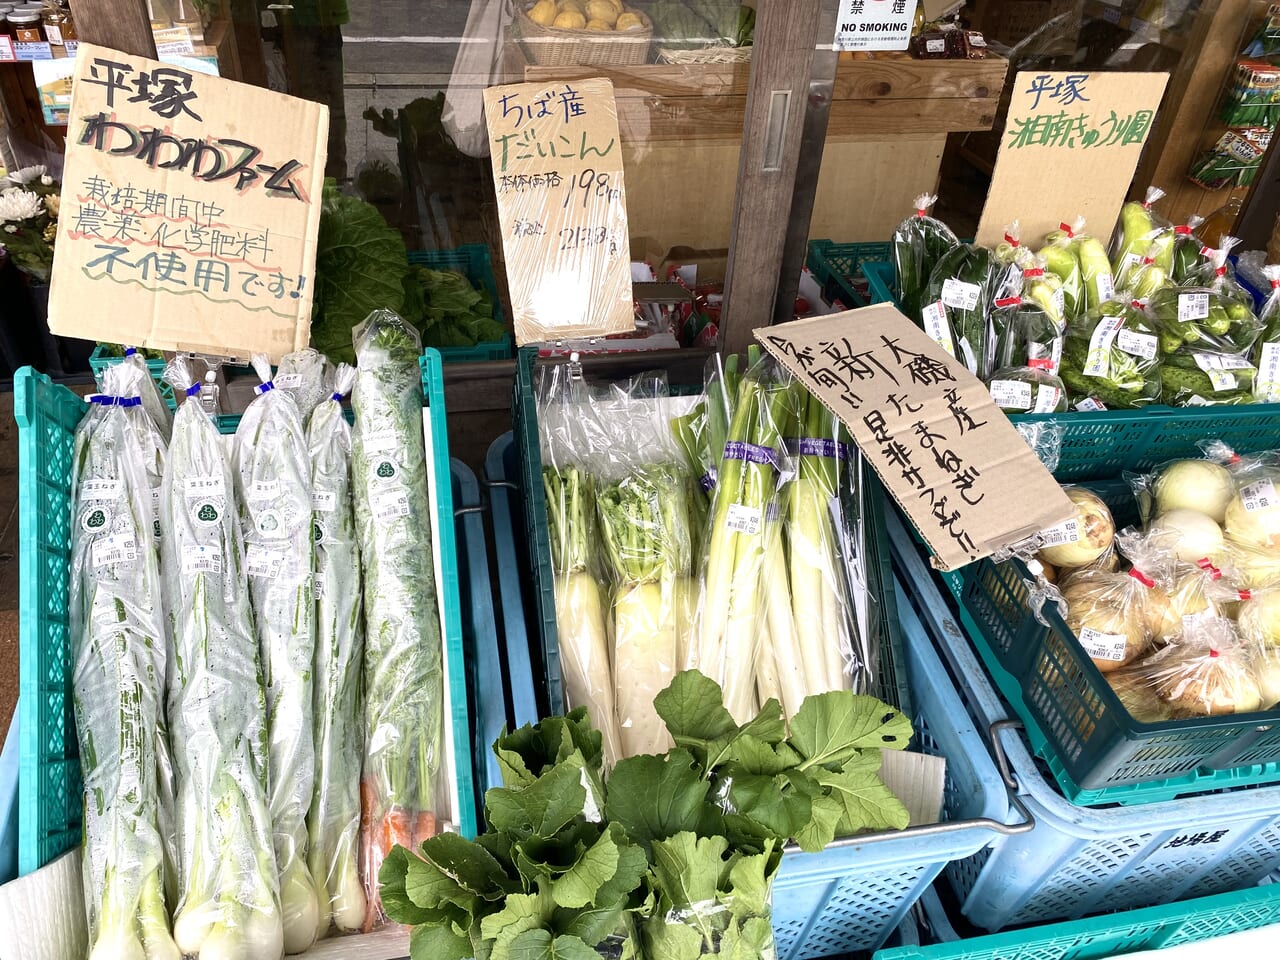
<box><xmin>988</xmin><ymin>720</ymin><xmax>1023</xmax><ymax>791</ymax></box>
<box><xmin>453</xmin><ymin>505</ymin><xmax>485</xmax><ymax>519</ymax></box>
<box><xmin>484</xmin><ymin>479</ymin><xmax>519</xmax><ymax>492</ymax></box>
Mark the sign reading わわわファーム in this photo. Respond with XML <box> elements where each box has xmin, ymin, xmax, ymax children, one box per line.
<box><xmin>483</xmin><ymin>78</ymin><xmax>634</xmax><ymax>346</ymax></box>
<box><xmin>47</xmin><ymin>43</ymin><xmax>328</xmax><ymax>361</ymax></box>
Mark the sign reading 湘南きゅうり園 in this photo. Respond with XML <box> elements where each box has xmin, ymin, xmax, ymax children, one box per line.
<box><xmin>47</xmin><ymin>43</ymin><xmax>328</xmax><ymax>361</ymax></box>
<box><xmin>834</xmin><ymin>0</ymin><xmax>919</xmax><ymax>51</ymax></box>
<box><xmin>482</xmin><ymin>78</ymin><xmax>634</xmax><ymax>346</ymax></box>
<box><xmin>977</xmin><ymin>71</ymin><xmax>1169</xmax><ymax>247</ymax></box>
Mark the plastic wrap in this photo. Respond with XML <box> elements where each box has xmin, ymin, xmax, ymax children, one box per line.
<box><xmin>70</xmin><ymin>365</ymin><xmax>179</xmax><ymax>960</ymax></box>
<box><xmin>160</xmin><ymin>356</ymin><xmax>282</xmax><ymax>960</ymax></box>
<box><xmin>1170</xmin><ymin>215</ymin><xmax>1207</xmax><ymax>284</ymax></box>
<box><xmin>1021</xmin><ymin>257</ymin><xmax>1066</xmax><ymax>327</ymax></box>
<box><xmin>1122</xmin><ymin>243</ymin><xmax>1173</xmax><ymax>302</ymax></box>
<box><xmin>123</xmin><ymin>347</ymin><xmax>173</xmax><ymax>442</ymax></box>
<box><xmin>987</xmin><ymin>365</ymin><xmax>1068</xmax><ymax>414</ymax></box>
<box><xmin>992</xmin><ymin>293</ymin><xmax>1064</xmax><ymax>374</ymax></box>
<box><xmin>890</xmin><ymin>193</ymin><xmax>959</xmax><ymax>321</ymax></box>
<box><xmin>920</xmin><ymin>242</ymin><xmax>1022</xmax><ymax>377</ymax></box>
<box><xmin>350</xmin><ymin>310</ymin><xmax>447</xmax><ymax>928</ymax></box>
<box><xmin>1060</xmin><ymin>299</ymin><xmax>1163</xmax><ymax>409</ymax></box>
<box><xmin>1182</xmin><ymin>236</ymin><xmax>1245</xmax><ymax>288</ymax></box>
<box><xmin>1252</xmin><ymin>265</ymin><xmax>1280</xmax><ymax>401</ymax></box>
<box><xmin>1034</xmin><ymin>486</ymin><xmax>1117</xmax><ymax>574</ymax></box>
<box><xmin>1014</xmin><ymin>420</ymin><xmax>1064</xmax><ymax>473</ymax></box>
<box><xmin>275</xmin><ymin>348</ymin><xmax>332</xmax><ymax>425</ymax></box>
<box><xmin>233</xmin><ymin>356</ymin><xmax>321</xmax><ymax>955</ymax></box>
<box><xmin>993</xmin><ymin>220</ymin><xmax>1022</xmax><ymax>264</ymax></box>
<box><xmin>305</xmin><ymin>363</ymin><xmax>366</xmax><ymax>937</ymax></box>
<box><xmin>1040</xmin><ymin>218</ymin><xmax>1088</xmax><ymax>320</ymax></box>
<box><xmin>1111</xmin><ymin>187</ymin><xmax>1174</xmax><ymax>286</ymax></box>
<box><xmin>1142</xmin><ymin>617</ymin><xmax>1264</xmax><ymax>716</ymax></box>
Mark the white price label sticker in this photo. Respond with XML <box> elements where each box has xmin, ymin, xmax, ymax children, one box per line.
<box><xmin>245</xmin><ymin>544</ymin><xmax>287</xmax><ymax>579</ymax></box>
<box><xmin>1040</xmin><ymin>517</ymin><xmax>1081</xmax><ymax>546</ymax></box>
<box><xmin>1178</xmin><ymin>292</ymin><xmax>1210</xmax><ymax>321</ymax></box>
<box><xmin>989</xmin><ymin>379</ymin><xmax>1033</xmax><ymax>411</ymax></box>
<box><xmin>921</xmin><ymin>301</ymin><xmax>956</xmax><ymax>358</ymax></box>
<box><xmin>81</xmin><ymin>478</ymin><xmax>122</xmax><ymax>501</ymax></box>
<box><xmin>1075</xmin><ymin>397</ymin><xmax>1107</xmax><ymax>412</ymax></box>
<box><xmin>373</xmin><ymin>489</ymin><xmax>410</xmax><ymax>523</ymax></box>
<box><xmin>725</xmin><ymin>503</ymin><xmax>762</xmax><ymax>535</ymax></box>
<box><xmin>184</xmin><ymin>475</ymin><xmax>225</xmax><ymax>498</ymax></box>
<box><xmin>311</xmin><ymin>490</ymin><xmax>337</xmax><ymax>513</ymax></box>
<box><xmin>361</xmin><ymin>431</ymin><xmax>400</xmax><ymax>455</ymax></box>
<box><xmin>1052</xmin><ymin>287</ymin><xmax>1066</xmax><ymax>318</ymax></box>
<box><xmin>941</xmin><ymin>278</ymin><xmax>981</xmax><ymax>311</ymax></box>
<box><xmin>1083</xmin><ymin>315</ymin><xmax>1124</xmax><ymax>377</ymax></box>
<box><xmin>91</xmin><ymin>533</ymin><xmax>137</xmax><ymax>568</ymax></box>
<box><xmin>1193</xmin><ymin>354</ymin><xmax>1248</xmax><ymax>392</ymax></box>
<box><xmin>1116</xmin><ymin>330</ymin><xmax>1158</xmax><ymax>360</ymax></box>
<box><xmin>1034</xmin><ymin>385</ymin><xmax>1063</xmax><ymax>413</ymax></box>
<box><xmin>1242</xmin><ymin>479</ymin><xmax>1278</xmax><ymax>512</ymax></box>
<box><xmin>1258</xmin><ymin>342</ymin><xmax>1280</xmax><ymax>401</ymax></box>
<box><xmin>926</xmin><ymin>37</ymin><xmax>945</xmax><ymax>52</ymax></box>
<box><xmin>248</xmin><ymin>479</ymin><xmax>281</xmax><ymax>501</ymax></box>
<box><xmin>1078</xmin><ymin>626</ymin><xmax>1128</xmax><ymax>662</ymax></box>
<box><xmin>1097</xmin><ymin>272</ymin><xmax>1115</xmax><ymax>302</ymax></box>
<box><xmin>1120</xmin><ymin>252</ymin><xmax>1142</xmax><ymax>277</ymax></box>
<box><xmin>274</xmin><ymin>373</ymin><xmax>303</xmax><ymax>389</ymax></box>
<box><xmin>182</xmin><ymin>546</ymin><xmax>222</xmax><ymax>575</ymax></box>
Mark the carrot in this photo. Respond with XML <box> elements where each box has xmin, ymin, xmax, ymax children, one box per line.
<box><xmin>411</xmin><ymin>810</ymin><xmax>437</xmax><ymax>848</ymax></box>
<box><xmin>359</xmin><ymin>779</ymin><xmax>378</xmax><ymax>934</ymax></box>
<box><xmin>381</xmin><ymin>804</ymin><xmax>414</xmax><ymax>854</ymax></box>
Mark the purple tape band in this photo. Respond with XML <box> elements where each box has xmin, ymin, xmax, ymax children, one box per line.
<box><xmin>796</xmin><ymin>437</ymin><xmax>848</xmax><ymax>460</ymax></box>
<box><xmin>723</xmin><ymin>441</ymin><xmax>778</xmax><ymax>468</ymax></box>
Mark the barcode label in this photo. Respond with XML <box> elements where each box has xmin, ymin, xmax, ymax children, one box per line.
<box><xmin>245</xmin><ymin>544</ymin><xmax>287</xmax><ymax>579</ymax></box>
<box><xmin>1084</xmin><ymin>316</ymin><xmax>1124</xmax><ymax>377</ymax></box>
<box><xmin>312</xmin><ymin>490</ymin><xmax>337</xmax><ymax>513</ymax></box>
<box><xmin>725</xmin><ymin>503</ymin><xmax>762</xmax><ymax>535</ymax></box>
<box><xmin>941</xmin><ymin>278</ymin><xmax>981</xmax><ymax>311</ymax></box>
<box><xmin>182</xmin><ymin>546</ymin><xmax>222</xmax><ymax>575</ymax></box>
<box><xmin>248</xmin><ymin>479</ymin><xmax>281</xmax><ymax>501</ymax></box>
<box><xmin>989</xmin><ymin>379</ymin><xmax>1033</xmax><ymax>411</ymax></box>
<box><xmin>373</xmin><ymin>489</ymin><xmax>410</xmax><ymax>522</ymax></box>
<box><xmin>274</xmin><ymin>373</ymin><xmax>303</xmax><ymax>389</ymax></box>
<box><xmin>1116</xmin><ymin>330</ymin><xmax>1158</xmax><ymax>360</ymax></box>
<box><xmin>184</xmin><ymin>475</ymin><xmax>225</xmax><ymax>497</ymax></box>
<box><xmin>1242</xmin><ymin>479</ymin><xmax>1278</xmax><ymax>512</ymax></box>
<box><xmin>1034</xmin><ymin>385</ymin><xmax>1063</xmax><ymax>413</ymax></box>
<box><xmin>1079</xmin><ymin>626</ymin><xmax>1128</xmax><ymax>662</ymax></box>
<box><xmin>1179</xmin><ymin>293</ymin><xmax>1210</xmax><ymax>321</ymax></box>
<box><xmin>1193</xmin><ymin>353</ymin><xmax>1248</xmax><ymax>391</ymax></box>
<box><xmin>922</xmin><ymin>301</ymin><xmax>956</xmax><ymax>358</ymax></box>
<box><xmin>1040</xmin><ymin>517</ymin><xmax>1081</xmax><ymax>546</ymax></box>
<box><xmin>81</xmin><ymin>478</ymin><xmax>122</xmax><ymax>501</ymax></box>
<box><xmin>91</xmin><ymin>533</ymin><xmax>137</xmax><ymax>568</ymax></box>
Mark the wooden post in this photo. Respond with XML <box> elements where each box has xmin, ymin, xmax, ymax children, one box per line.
<box><xmin>719</xmin><ymin>0</ymin><xmax>824</xmax><ymax>356</ymax></box>
<box><xmin>69</xmin><ymin>0</ymin><xmax>157</xmax><ymax>58</ymax></box>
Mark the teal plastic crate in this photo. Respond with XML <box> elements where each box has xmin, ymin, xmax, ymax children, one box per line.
<box><xmin>807</xmin><ymin>240</ymin><xmax>893</xmax><ymax>309</ymax></box>
<box><xmin>1</xmin><ymin>706</ymin><xmax>17</xmax><ymax>885</ymax></box>
<box><xmin>864</xmin><ymin>257</ymin><xmax>898</xmax><ymax>307</ymax></box>
<box><xmin>873</xmin><ymin>883</ymin><xmax>1280</xmax><ymax>960</ymax></box>
<box><xmin>409</xmin><ymin>244</ymin><xmax>514</xmax><ymax>363</ymax></box>
<box><xmin>15</xmin><ymin>351</ymin><xmax>476</xmax><ymax>876</ymax></box>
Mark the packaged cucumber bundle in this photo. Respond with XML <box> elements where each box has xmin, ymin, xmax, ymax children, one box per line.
<box><xmin>992</xmin><ymin>290</ymin><xmax>1064</xmax><ymax>374</ymax></box>
<box><xmin>1042</xmin><ymin>217</ymin><xmax>1115</xmax><ymax>320</ymax></box>
<box><xmin>1112</xmin><ymin>187</ymin><xmax>1175</xmax><ymax>289</ymax></box>
<box><xmin>1060</xmin><ymin>298</ymin><xmax>1163</xmax><ymax>410</ymax></box>
<box><xmin>987</xmin><ymin>364</ymin><xmax>1068</xmax><ymax>415</ymax></box>
<box><xmin>891</xmin><ymin>193</ymin><xmax>959</xmax><ymax>321</ymax></box>
<box><xmin>920</xmin><ymin>242</ymin><xmax>1022</xmax><ymax>378</ymax></box>
<box><xmin>1171</xmin><ymin>215</ymin><xmax>1207</xmax><ymax>284</ymax></box>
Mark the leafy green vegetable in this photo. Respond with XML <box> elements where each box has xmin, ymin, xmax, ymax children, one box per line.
<box><xmin>415</xmin><ymin>265</ymin><xmax>507</xmax><ymax>349</ymax></box>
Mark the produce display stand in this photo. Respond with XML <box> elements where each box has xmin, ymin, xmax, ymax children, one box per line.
<box><xmin>13</xmin><ymin>351</ymin><xmax>479</xmax><ymax>881</ymax></box>
<box><xmin>889</xmin><ymin>506</ymin><xmax>1280</xmax><ymax>931</ymax></box>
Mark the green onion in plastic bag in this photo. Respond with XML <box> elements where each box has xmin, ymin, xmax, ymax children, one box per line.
<box><xmin>891</xmin><ymin>193</ymin><xmax>959</xmax><ymax>322</ymax></box>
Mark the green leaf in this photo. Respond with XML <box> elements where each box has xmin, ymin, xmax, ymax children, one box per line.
<box><xmin>594</xmin><ymin>828</ymin><xmax>649</xmax><ymax>906</ymax></box>
<box><xmin>551</xmin><ymin>827</ymin><xmax>620</xmax><ymax>909</ymax></box>
<box><xmin>403</xmin><ymin>852</ymin><xmax>481</xmax><ymax>915</ymax></box>
<box><xmin>651</xmin><ymin>832</ymin><xmax>728</xmax><ymax>912</ymax></box>
<box><xmin>421</xmin><ymin>832</ymin><xmax>516</xmax><ymax>899</ymax></box>
<box><xmin>739</xmin><ymin>699</ymin><xmax>786</xmax><ymax>745</ymax></box>
<box><xmin>507</xmin><ymin>929</ymin><xmax>600</xmax><ymax>960</ymax></box>
<box><xmin>790</xmin><ymin>693</ymin><xmax>913</xmax><ymax>770</ymax></box>
<box><xmin>641</xmin><ymin>913</ymin><xmax>708</xmax><ymax>960</ymax></box>
<box><xmin>487</xmin><ymin>761</ymin><xmax>588</xmax><ymax>840</ymax></box>
<box><xmin>725</xmin><ymin>734</ymin><xmax>794</xmax><ymax>775</ymax></box>
<box><xmin>720</xmin><ymin>771</ymin><xmax>812</xmax><ymax>840</ymax></box>
<box><xmin>477</xmin><ymin>830</ymin><xmax>518</xmax><ymax>874</ymax></box>
<box><xmin>379</xmin><ymin>846</ymin><xmax>442</xmax><ymax>924</ymax></box>
<box><xmin>812</xmin><ymin>763</ymin><xmax>911</xmax><ymax>836</ymax></box>
<box><xmin>719</xmin><ymin>915</ymin><xmax>776</xmax><ymax>960</ymax></box>
<box><xmin>654</xmin><ymin>671</ymin><xmax>741</xmax><ymax>768</ymax></box>
<box><xmin>725</xmin><ymin>843</ymin><xmax>775</xmax><ymax>919</ymax></box>
<box><xmin>556</xmin><ymin>897</ymin><xmax>630</xmax><ymax>946</ymax></box>
<box><xmin>604</xmin><ymin>750</ymin><xmax>715</xmax><ymax>851</ymax></box>
<box><xmin>515</xmin><ymin>821</ymin><xmax>600</xmax><ymax>884</ymax></box>
<box><xmin>410</xmin><ymin>919</ymin><xmax>472</xmax><ymax>960</ymax></box>
<box><xmin>481</xmin><ymin>888</ymin><xmax>556</xmax><ymax>960</ymax></box>
<box><xmin>793</xmin><ymin>792</ymin><xmax>843</xmax><ymax>853</ymax></box>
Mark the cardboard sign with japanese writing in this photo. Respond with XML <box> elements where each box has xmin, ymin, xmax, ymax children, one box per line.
<box><xmin>482</xmin><ymin>79</ymin><xmax>633</xmax><ymax>345</ymax></box>
<box><xmin>47</xmin><ymin>43</ymin><xmax>328</xmax><ymax>361</ymax></box>
<box><xmin>834</xmin><ymin>0</ymin><xmax>919</xmax><ymax>51</ymax></box>
<box><xmin>976</xmin><ymin>71</ymin><xmax>1168</xmax><ymax>247</ymax></box>
<box><xmin>757</xmin><ymin>304</ymin><xmax>1074</xmax><ymax>571</ymax></box>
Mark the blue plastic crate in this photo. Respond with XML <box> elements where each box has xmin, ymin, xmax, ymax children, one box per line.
<box><xmin>16</xmin><ymin>351</ymin><xmax>476</xmax><ymax>876</ymax></box>
<box><xmin>408</xmin><ymin>244</ymin><xmax>513</xmax><ymax>363</ymax></box>
<box><xmin>451</xmin><ymin>457</ymin><xmax>505</xmax><ymax>814</ymax></box>
<box><xmin>888</xmin><ymin>507</ymin><xmax>1280</xmax><ymax>932</ymax></box>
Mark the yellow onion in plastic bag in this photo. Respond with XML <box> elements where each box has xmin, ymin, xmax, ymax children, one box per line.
<box><xmin>1148</xmin><ymin>618</ymin><xmax>1263</xmax><ymax>716</ymax></box>
<box><xmin>1061</xmin><ymin>573</ymin><xmax>1153</xmax><ymax>673</ymax></box>
<box><xmin>1037</xmin><ymin>487</ymin><xmax>1115</xmax><ymax>569</ymax></box>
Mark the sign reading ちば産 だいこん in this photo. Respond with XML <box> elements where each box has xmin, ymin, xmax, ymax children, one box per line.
<box><xmin>757</xmin><ymin>304</ymin><xmax>1075</xmax><ymax>571</ymax></box>
<box><xmin>482</xmin><ymin>78</ymin><xmax>634</xmax><ymax>346</ymax></box>
<box><xmin>46</xmin><ymin>43</ymin><xmax>328</xmax><ymax>361</ymax></box>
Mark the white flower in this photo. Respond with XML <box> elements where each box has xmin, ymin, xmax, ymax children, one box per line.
<box><xmin>39</xmin><ymin>174</ymin><xmax>53</xmax><ymax>186</ymax></box>
<box><xmin>3</xmin><ymin>225</ymin><xmax>17</xmax><ymax>234</ymax></box>
<box><xmin>0</xmin><ymin>188</ymin><xmax>43</xmax><ymax>222</ymax></box>
<box><xmin>5</xmin><ymin>164</ymin><xmax>46</xmax><ymax>185</ymax></box>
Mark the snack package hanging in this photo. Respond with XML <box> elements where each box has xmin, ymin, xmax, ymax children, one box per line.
<box><xmin>122</xmin><ymin>346</ymin><xmax>173</xmax><ymax>442</ymax></box>
<box><xmin>1059</xmin><ymin>299</ymin><xmax>1162</xmax><ymax>409</ymax></box>
<box><xmin>891</xmin><ymin>193</ymin><xmax>960</xmax><ymax>321</ymax></box>
<box><xmin>351</xmin><ymin>310</ymin><xmax>447</xmax><ymax>927</ymax></box>
<box><xmin>537</xmin><ymin>360</ymin><xmax>624</xmax><ymax>767</ymax></box>
<box><xmin>160</xmin><ymin>356</ymin><xmax>283</xmax><ymax>960</ymax></box>
<box><xmin>234</xmin><ymin>355</ymin><xmax>321</xmax><ymax>955</ymax></box>
<box><xmin>1112</xmin><ymin>187</ymin><xmax>1174</xmax><ymax>284</ymax></box>
<box><xmin>275</xmin><ymin>348</ymin><xmax>332</xmax><ymax>425</ymax></box>
<box><xmin>919</xmin><ymin>242</ymin><xmax>1021</xmax><ymax>377</ymax></box>
<box><xmin>1171</xmin><ymin>215</ymin><xmax>1207</xmax><ymax>283</ymax></box>
<box><xmin>992</xmin><ymin>291</ymin><xmax>1064</xmax><ymax>374</ymax></box>
<box><xmin>70</xmin><ymin>365</ymin><xmax>179</xmax><ymax>960</ymax></box>
<box><xmin>691</xmin><ymin>355</ymin><xmax>795</xmax><ymax>723</ymax></box>
<box><xmin>306</xmin><ymin>363</ymin><xmax>366</xmax><ymax>937</ymax></box>
<box><xmin>1253</xmin><ymin>264</ymin><xmax>1280</xmax><ymax>401</ymax></box>
<box><xmin>1140</xmin><ymin>616</ymin><xmax>1264</xmax><ymax>716</ymax></box>
<box><xmin>986</xmin><ymin>365</ymin><xmax>1068</xmax><ymax>414</ymax></box>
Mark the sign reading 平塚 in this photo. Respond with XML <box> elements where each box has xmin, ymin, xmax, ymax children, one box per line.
<box><xmin>47</xmin><ymin>43</ymin><xmax>328</xmax><ymax>361</ymax></box>
<box><xmin>976</xmin><ymin>71</ymin><xmax>1169</xmax><ymax>247</ymax></box>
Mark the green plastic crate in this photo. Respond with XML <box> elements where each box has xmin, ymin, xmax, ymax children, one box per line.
<box><xmin>807</xmin><ymin>240</ymin><xmax>893</xmax><ymax>309</ymax></box>
<box><xmin>14</xmin><ymin>350</ymin><xmax>476</xmax><ymax>876</ymax></box>
<box><xmin>873</xmin><ymin>880</ymin><xmax>1280</xmax><ymax>960</ymax></box>
<box><xmin>409</xmin><ymin>244</ymin><xmax>513</xmax><ymax>363</ymax></box>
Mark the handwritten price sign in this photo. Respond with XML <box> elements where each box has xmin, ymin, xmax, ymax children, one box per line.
<box><xmin>47</xmin><ymin>43</ymin><xmax>328</xmax><ymax>361</ymax></box>
<box><xmin>483</xmin><ymin>78</ymin><xmax>634</xmax><ymax>345</ymax></box>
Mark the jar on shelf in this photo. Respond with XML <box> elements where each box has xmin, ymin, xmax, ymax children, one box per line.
<box><xmin>42</xmin><ymin>5</ymin><xmax>74</xmax><ymax>57</ymax></box>
<box><xmin>9</xmin><ymin>9</ymin><xmax>50</xmax><ymax>61</ymax></box>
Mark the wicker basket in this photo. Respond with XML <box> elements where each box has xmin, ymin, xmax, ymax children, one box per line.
<box><xmin>656</xmin><ymin>44</ymin><xmax>752</xmax><ymax>64</ymax></box>
<box><xmin>516</xmin><ymin>4</ymin><xmax>654</xmax><ymax>67</ymax></box>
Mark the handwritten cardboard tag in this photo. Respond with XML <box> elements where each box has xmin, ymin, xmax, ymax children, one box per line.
<box><xmin>757</xmin><ymin>304</ymin><xmax>1074</xmax><ymax>571</ymax></box>
<box><xmin>976</xmin><ymin>71</ymin><xmax>1168</xmax><ymax>246</ymax></box>
<box><xmin>46</xmin><ymin>43</ymin><xmax>327</xmax><ymax>361</ymax></box>
<box><xmin>482</xmin><ymin>78</ymin><xmax>634</xmax><ymax>346</ymax></box>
